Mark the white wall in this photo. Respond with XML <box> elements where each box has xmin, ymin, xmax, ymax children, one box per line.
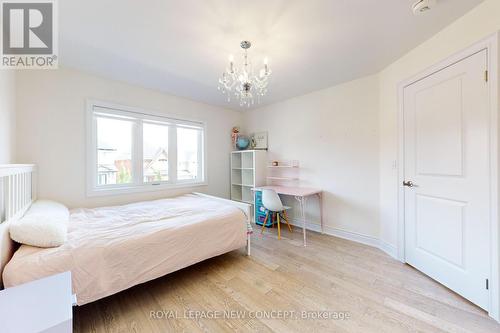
<box><xmin>242</xmin><ymin>0</ymin><xmax>500</xmax><ymax>254</ymax></box>
<box><xmin>243</xmin><ymin>75</ymin><xmax>380</xmax><ymax>240</ymax></box>
<box><xmin>15</xmin><ymin>68</ymin><xmax>242</xmax><ymax>208</ymax></box>
<box><xmin>378</xmin><ymin>0</ymin><xmax>500</xmax><ymax>249</ymax></box>
<box><xmin>0</xmin><ymin>70</ymin><xmax>16</xmax><ymax>164</ymax></box>
<box><xmin>0</xmin><ymin>70</ymin><xmax>16</xmax><ymax>286</ymax></box>
<box><xmin>10</xmin><ymin>0</ymin><xmax>500</xmax><ymax>244</ymax></box>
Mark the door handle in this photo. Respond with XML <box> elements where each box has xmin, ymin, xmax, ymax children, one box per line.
<box><xmin>403</xmin><ymin>180</ymin><xmax>416</xmax><ymax>188</ymax></box>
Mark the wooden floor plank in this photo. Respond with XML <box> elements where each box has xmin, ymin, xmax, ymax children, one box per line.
<box><xmin>74</xmin><ymin>228</ymin><xmax>500</xmax><ymax>333</ymax></box>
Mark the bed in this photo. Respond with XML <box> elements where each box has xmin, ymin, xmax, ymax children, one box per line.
<box><xmin>0</xmin><ymin>165</ymin><xmax>252</xmax><ymax>305</ymax></box>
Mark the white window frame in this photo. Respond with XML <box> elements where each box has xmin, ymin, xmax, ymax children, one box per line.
<box><xmin>86</xmin><ymin>100</ymin><xmax>207</xmax><ymax>197</ymax></box>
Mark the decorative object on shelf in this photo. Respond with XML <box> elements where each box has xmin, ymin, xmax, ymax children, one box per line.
<box><xmin>236</xmin><ymin>135</ymin><xmax>251</xmax><ymax>150</ymax></box>
<box><xmin>231</xmin><ymin>127</ymin><xmax>240</xmax><ymax>149</ymax></box>
<box><xmin>250</xmin><ymin>136</ymin><xmax>257</xmax><ymax>149</ymax></box>
<box><xmin>252</xmin><ymin>131</ymin><xmax>268</xmax><ymax>150</ymax></box>
<box><xmin>268</xmin><ymin>160</ymin><xmax>299</xmax><ymax>168</ymax></box>
<box><xmin>218</xmin><ymin>41</ymin><xmax>272</xmax><ymax>108</ymax></box>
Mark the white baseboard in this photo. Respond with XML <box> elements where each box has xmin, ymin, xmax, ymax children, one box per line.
<box><xmin>378</xmin><ymin>240</ymin><xmax>398</xmax><ymax>259</ymax></box>
<box><xmin>289</xmin><ymin>219</ymin><xmax>398</xmax><ymax>259</ymax></box>
<box><xmin>290</xmin><ymin>219</ymin><xmax>323</xmax><ymax>233</ymax></box>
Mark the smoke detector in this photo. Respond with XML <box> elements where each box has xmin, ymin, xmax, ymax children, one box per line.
<box><xmin>412</xmin><ymin>0</ymin><xmax>437</xmax><ymax>15</ymax></box>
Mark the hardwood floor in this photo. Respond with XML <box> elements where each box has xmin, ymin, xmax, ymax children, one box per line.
<box><xmin>74</xmin><ymin>226</ymin><xmax>500</xmax><ymax>333</ymax></box>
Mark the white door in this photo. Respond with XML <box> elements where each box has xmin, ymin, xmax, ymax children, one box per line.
<box><xmin>403</xmin><ymin>49</ymin><xmax>490</xmax><ymax>309</ymax></box>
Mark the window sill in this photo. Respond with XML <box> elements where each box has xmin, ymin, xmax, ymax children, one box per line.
<box><xmin>86</xmin><ymin>181</ymin><xmax>208</xmax><ymax>197</ymax></box>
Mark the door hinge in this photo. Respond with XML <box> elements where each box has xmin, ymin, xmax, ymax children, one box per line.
<box><xmin>486</xmin><ymin>278</ymin><xmax>489</xmax><ymax>290</ymax></box>
<box><xmin>485</xmin><ymin>70</ymin><xmax>489</xmax><ymax>82</ymax></box>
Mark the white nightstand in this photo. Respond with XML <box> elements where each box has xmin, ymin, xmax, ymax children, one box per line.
<box><xmin>0</xmin><ymin>271</ymin><xmax>75</xmax><ymax>333</ymax></box>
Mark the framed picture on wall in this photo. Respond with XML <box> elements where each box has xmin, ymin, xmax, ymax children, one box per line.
<box><xmin>252</xmin><ymin>132</ymin><xmax>268</xmax><ymax>150</ymax></box>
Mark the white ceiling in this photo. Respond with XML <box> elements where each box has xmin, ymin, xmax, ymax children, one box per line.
<box><xmin>60</xmin><ymin>0</ymin><xmax>485</xmax><ymax>110</ymax></box>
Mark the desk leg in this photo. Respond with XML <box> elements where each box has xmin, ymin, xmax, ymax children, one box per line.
<box><xmin>295</xmin><ymin>196</ymin><xmax>307</xmax><ymax>247</ymax></box>
<box><xmin>318</xmin><ymin>192</ymin><xmax>324</xmax><ymax>234</ymax></box>
<box><xmin>247</xmin><ymin>233</ymin><xmax>251</xmax><ymax>256</ymax></box>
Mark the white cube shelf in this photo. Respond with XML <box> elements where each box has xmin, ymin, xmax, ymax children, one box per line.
<box><xmin>230</xmin><ymin>150</ymin><xmax>266</xmax><ymax>204</ymax></box>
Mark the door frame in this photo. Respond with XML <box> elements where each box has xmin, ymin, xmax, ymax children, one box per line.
<box><xmin>397</xmin><ymin>32</ymin><xmax>500</xmax><ymax>320</ymax></box>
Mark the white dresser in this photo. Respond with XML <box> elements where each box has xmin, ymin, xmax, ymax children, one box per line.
<box><xmin>0</xmin><ymin>272</ymin><xmax>74</xmax><ymax>333</ymax></box>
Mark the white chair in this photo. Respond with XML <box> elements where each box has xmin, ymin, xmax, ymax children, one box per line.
<box><xmin>261</xmin><ymin>189</ymin><xmax>293</xmax><ymax>239</ymax></box>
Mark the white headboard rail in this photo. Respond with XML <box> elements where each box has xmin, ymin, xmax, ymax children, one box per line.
<box><xmin>0</xmin><ymin>164</ymin><xmax>36</xmax><ymax>287</ymax></box>
<box><xmin>0</xmin><ymin>164</ymin><xmax>36</xmax><ymax>222</ymax></box>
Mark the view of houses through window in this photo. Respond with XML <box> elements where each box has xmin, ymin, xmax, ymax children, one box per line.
<box><xmin>93</xmin><ymin>105</ymin><xmax>204</xmax><ymax>191</ymax></box>
<box><xmin>97</xmin><ymin>117</ymin><xmax>133</xmax><ymax>186</ymax></box>
<box><xmin>143</xmin><ymin>123</ymin><xmax>169</xmax><ymax>183</ymax></box>
<box><xmin>177</xmin><ymin>127</ymin><xmax>200</xmax><ymax>180</ymax></box>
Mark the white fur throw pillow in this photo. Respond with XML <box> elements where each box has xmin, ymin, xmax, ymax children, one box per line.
<box><xmin>10</xmin><ymin>200</ymin><xmax>69</xmax><ymax>248</ymax></box>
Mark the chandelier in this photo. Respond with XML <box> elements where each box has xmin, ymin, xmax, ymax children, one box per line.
<box><xmin>218</xmin><ymin>41</ymin><xmax>272</xmax><ymax>107</ymax></box>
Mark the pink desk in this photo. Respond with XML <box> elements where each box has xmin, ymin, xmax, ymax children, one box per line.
<box><xmin>253</xmin><ymin>185</ymin><xmax>323</xmax><ymax>246</ymax></box>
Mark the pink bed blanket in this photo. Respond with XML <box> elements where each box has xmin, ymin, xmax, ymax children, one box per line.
<box><xmin>2</xmin><ymin>194</ymin><xmax>247</xmax><ymax>305</ymax></box>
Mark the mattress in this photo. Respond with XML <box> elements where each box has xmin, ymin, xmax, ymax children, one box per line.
<box><xmin>2</xmin><ymin>194</ymin><xmax>247</xmax><ymax>305</ymax></box>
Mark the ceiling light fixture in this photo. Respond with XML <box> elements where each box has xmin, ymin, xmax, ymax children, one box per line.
<box><xmin>218</xmin><ymin>41</ymin><xmax>272</xmax><ymax>108</ymax></box>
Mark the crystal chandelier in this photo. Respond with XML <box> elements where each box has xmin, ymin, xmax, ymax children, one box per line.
<box><xmin>218</xmin><ymin>41</ymin><xmax>272</xmax><ymax>107</ymax></box>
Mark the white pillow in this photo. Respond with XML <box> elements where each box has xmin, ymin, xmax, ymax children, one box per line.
<box><xmin>10</xmin><ymin>200</ymin><xmax>69</xmax><ymax>248</ymax></box>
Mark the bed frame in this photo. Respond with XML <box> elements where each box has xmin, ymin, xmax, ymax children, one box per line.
<box><xmin>194</xmin><ymin>192</ymin><xmax>253</xmax><ymax>256</ymax></box>
<box><xmin>0</xmin><ymin>165</ymin><xmax>252</xmax><ymax>288</ymax></box>
<box><xmin>0</xmin><ymin>164</ymin><xmax>36</xmax><ymax>287</ymax></box>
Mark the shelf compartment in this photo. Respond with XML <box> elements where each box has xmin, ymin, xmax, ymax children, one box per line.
<box><xmin>231</xmin><ymin>184</ymin><xmax>242</xmax><ymax>202</ymax></box>
<box><xmin>231</xmin><ymin>169</ymin><xmax>242</xmax><ymax>185</ymax></box>
<box><xmin>242</xmin><ymin>186</ymin><xmax>254</xmax><ymax>203</ymax></box>
<box><xmin>241</xmin><ymin>152</ymin><xmax>254</xmax><ymax>169</ymax></box>
<box><xmin>241</xmin><ymin>169</ymin><xmax>254</xmax><ymax>186</ymax></box>
<box><xmin>231</xmin><ymin>153</ymin><xmax>242</xmax><ymax>169</ymax></box>
<box><xmin>267</xmin><ymin>176</ymin><xmax>299</xmax><ymax>181</ymax></box>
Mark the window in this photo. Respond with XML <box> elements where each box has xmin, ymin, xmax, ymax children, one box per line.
<box><xmin>87</xmin><ymin>101</ymin><xmax>205</xmax><ymax>196</ymax></box>
<box><xmin>143</xmin><ymin>122</ymin><xmax>169</xmax><ymax>183</ymax></box>
<box><xmin>177</xmin><ymin>126</ymin><xmax>202</xmax><ymax>181</ymax></box>
<box><xmin>97</xmin><ymin>117</ymin><xmax>133</xmax><ymax>186</ymax></box>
